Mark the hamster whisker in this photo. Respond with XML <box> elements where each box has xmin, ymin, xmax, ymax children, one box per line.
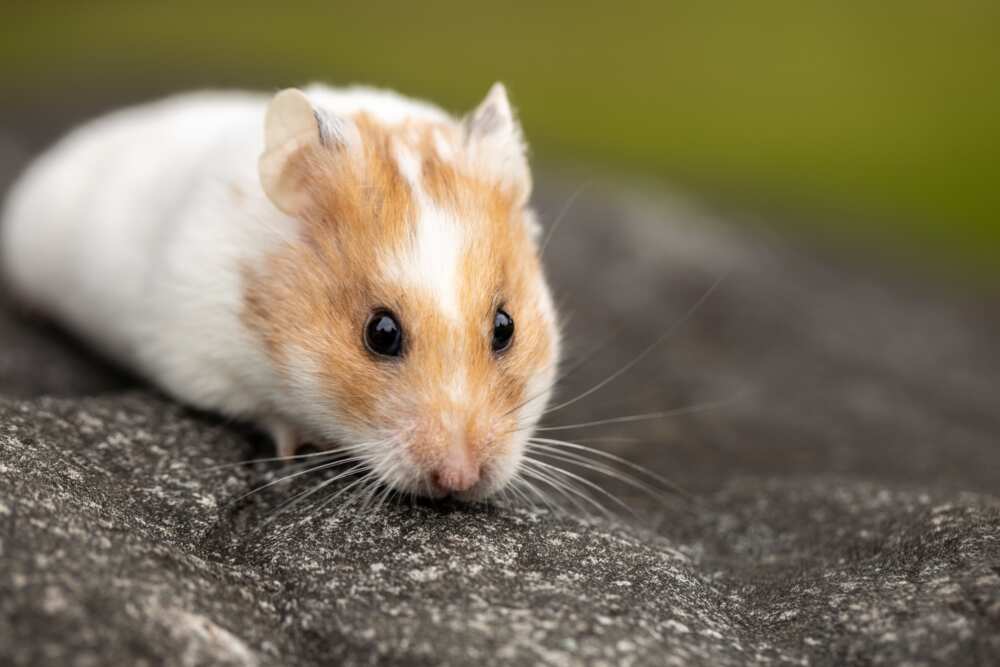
<box><xmin>531</xmin><ymin>470</ymin><xmax>616</xmax><ymax>521</ymax></box>
<box><xmin>248</xmin><ymin>456</ymin><xmax>374</xmax><ymax>501</ymax></box>
<box><xmin>360</xmin><ymin>474</ymin><xmax>395</xmax><ymax>516</ymax></box>
<box><xmin>349</xmin><ymin>474</ymin><xmax>388</xmax><ymax>517</ymax></box>
<box><xmin>231</xmin><ymin>455</ymin><xmax>368</xmax><ymax>506</ymax></box>
<box><xmin>539</xmin><ymin>180</ymin><xmax>591</xmax><ymax>256</ymax></box>
<box><xmin>204</xmin><ymin>452</ymin><xmax>329</xmax><ymax>471</ymax></box>
<box><xmin>574</xmin><ymin>436</ymin><xmax>641</xmax><ymax>444</ymax></box>
<box><xmin>499</xmin><ymin>324</ymin><xmax>614</xmax><ymax>420</ymax></box>
<box><xmin>504</xmin><ymin>485</ymin><xmax>539</xmax><ymax>515</ymax></box>
<box><xmin>533</xmin><ymin>395</ymin><xmax>745</xmax><ymax>433</ymax></box>
<box><xmin>359</xmin><ymin>456</ymin><xmax>410</xmax><ymax>515</ymax></box>
<box><xmin>501</xmin><ymin>270</ymin><xmax>729</xmax><ymax>425</ymax></box>
<box><xmin>209</xmin><ymin>437</ymin><xmax>391</xmax><ymax>471</ymax></box>
<box><xmin>523</xmin><ymin>458</ymin><xmax>637</xmax><ymax>518</ymax></box>
<box><xmin>516</xmin><ymin>466</ymin><xmax>588</xmax><ymax>516</ymax></box>
<box><xmin>499</xmin><ymin>334</ymin><xmax>607</xmax><ymax>420</ymax></box>
<box><xmin>500</xmin><ymin>367</ymin><xmax>558</xmax><ymax>420</ymax></box>
<box><xmin>236</xmin><ymin>434</ymin><xmax>396</xmax><ymax>509</ymax></box>
<box><xmin>311</xmin><ymin>473</ymin><xmax>379</xmax><ymax>520</ymax></box>
<box><xmin>252</xmin><ymin>458</ymin><xmax>332</xmax><ymax>483</ymax></box>
<box><xmin>526</xmin><ymin>445</ymin><xmax>675</xmax><ymax>504</ymax></box>
<box><xmin>498</xmin><ymin>477</ymin><xmax>528</xmax><ymax>509</ymax></box>
<box><xmin>349</xmin><ymin>459</ymin><xmax>394</xmax><ymax>514</ymax></box>
<box><xmin>508</xmin><ymin>476</ymin><xmax>556</xmax><ymax>514</ymax></box>
<box><xmin>500</xmin><ymin>327</ymin><xmax>619</xmax><ymax>421</ymax></box>
<box><xmin>541</xmin><ymin>271</ymin><xmax>730</xmax><ymax>418</ymax></box>
<box><xmin>373</xmin><ymin>483</ymin><xmax>399</xmax><ymax>515</ymax></box>
<box><xmin>502</xmin><ymin>397</ymin><xmax>718</xmax><ymax>442</ymax></box>
<box><xmin>529</xmin><ymin>437</ymin><xmax>692</xmax><ymax>500</ymax></box>
<box><xmin>511</xmin><ymin>478</ymin><xmax>543</xmax><ymax>507</ymax></box>
<box><xmin>525</xmin><ymin>457</ymin><xmax>631</xmax><ymax>520</ymax></box>
<box><xmin>260</xmin><ymin>462</ymin><xmax>372</xmax><ymax>528</ymax></box>
<box><xmin>495</xmin><ymin>485</ymin><xmax>516</xmax><ymax>509</ymax></box>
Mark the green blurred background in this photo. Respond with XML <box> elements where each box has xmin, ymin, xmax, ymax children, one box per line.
<box><xmin>2</xmin><ymin>1</ymin><xmax>997</xmax><ymax>282</ymax></box>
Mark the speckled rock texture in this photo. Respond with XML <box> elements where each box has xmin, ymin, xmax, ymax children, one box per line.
<box><xmin>1</xmin><ymin>105</ymin><xmax>999</xmax><ymax>666</ymax></box>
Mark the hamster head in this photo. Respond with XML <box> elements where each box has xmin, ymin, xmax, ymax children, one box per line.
<box><xmin>245</xmin><ymin>84</ymin><xmax>560</xmax><ymax>501</ymax></box>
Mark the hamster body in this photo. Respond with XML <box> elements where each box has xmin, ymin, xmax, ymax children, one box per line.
<box><xmin>1</xmin><ymin>84</ymin><xmax>560</xmax><ymax>500</ymax></box>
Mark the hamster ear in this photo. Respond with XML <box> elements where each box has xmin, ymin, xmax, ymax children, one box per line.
<box><xmin>463</xmin><ymin>83</ymin><xmax>531</xmax><ymax>202</ymax></box>
<box><xmin>259</xmin><ymin>88</ymin><xmax>358</xmax><ymax>215</ymax></box>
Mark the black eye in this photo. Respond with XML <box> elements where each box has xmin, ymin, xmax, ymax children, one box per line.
<box><xmin>365</xmin><ymin>310</ymin><xmax>403</xmax><ymax>358</ymax></box>
<box><xmin>492</xmin><ymin>309</ymin><xmax>514</xmax><ymax>353</ymax></box>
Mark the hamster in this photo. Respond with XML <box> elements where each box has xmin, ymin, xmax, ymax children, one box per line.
<box><xmin>0</xmin><ymin>83</ymin><xmax>561</xmax><ymax>501</ymax></box>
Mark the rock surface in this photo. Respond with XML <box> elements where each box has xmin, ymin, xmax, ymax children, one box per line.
<box><xmin>1</xmin><ymin>106</ymin><xmax>999</xmax><ymax>666</ymax></box>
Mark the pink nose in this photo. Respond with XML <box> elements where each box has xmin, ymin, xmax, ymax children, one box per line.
<box><xmin>430</xmin><ymin>458</ymin><xmax>480</xmax><ymax>494</ymax></box>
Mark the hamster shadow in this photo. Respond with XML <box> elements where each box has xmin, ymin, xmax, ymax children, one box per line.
<box><xmin>0</xmin><ymin>289</ymin><xmax>141</xmax><ymax>398</ymax></box>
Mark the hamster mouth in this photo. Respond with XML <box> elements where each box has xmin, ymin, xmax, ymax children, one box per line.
<box><xmin>428</xmin><ymin>482</ymin><xmax>492</xmax><ymax>504</ymax></box>
<box><xmin>406</xmin><ymin>462</ymin><xmax>503</xmax><ymax>502</ymax></box>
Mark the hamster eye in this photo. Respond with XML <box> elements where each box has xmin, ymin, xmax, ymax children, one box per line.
<box><xmin>492</xmin><ymin>309</ymin><xmax>515</xmax><ymax>353</ymax></box>
<box><xmin>364</xmin><ymin>310</ymin><xmax>403</xmax><ymax>358</ymax></box>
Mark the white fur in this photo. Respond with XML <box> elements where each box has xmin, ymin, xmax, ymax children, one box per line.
<box><xmin>432</xmin><ymin>129</ymin><xmax>455</xmax><ymax>163</ymax></box>
<box><xmin>0</xmin><ymin>85</ymin><xmax>455</xmax><ymax>425</ymax></box>
<box><xmin>380</xmin><ymin>142</ymin><xmax>467</xmax><ymax>325</ymax></box>
<box><xmin>394</xmin><ymin>202</ymin><xmax>465</xmax><ymax>324</ymax></box>
<box><xmin>391</xmin><ymin>140</ymin><xmax>423</xmax><ymax>190</ymax></box>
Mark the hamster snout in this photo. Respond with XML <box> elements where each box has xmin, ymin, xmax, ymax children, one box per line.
<box><xmin>416</xmin><ymin>414</ymin><xmax>486</xmax><ymax>495</ymax></box>
<box><xmin>403</xmin><ymin>400</ymin><xmax>511</xmax><ymax>498</ymax></box>
<box><xmin>429</xmin><ymin>446</ymin><xmax>480</xmax><ymax>495</ymax></box>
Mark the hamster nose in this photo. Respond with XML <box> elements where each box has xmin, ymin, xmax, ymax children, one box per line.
<box><xmin>430</xmin><ymin>456</ymin><xmax>480</xmax><ymax>494</ymax></box>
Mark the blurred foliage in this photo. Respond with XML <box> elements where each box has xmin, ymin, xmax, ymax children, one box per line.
<box><xmin>1</xmin><ymin>1</ymin><xmax>998</xmax><ymax>279</ymax></box>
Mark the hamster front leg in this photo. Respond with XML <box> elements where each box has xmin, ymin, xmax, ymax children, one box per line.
<box><xmin>266</xmin><ymin>418</ymin><xmax>301</xmax><ymax>459</ymax></box>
